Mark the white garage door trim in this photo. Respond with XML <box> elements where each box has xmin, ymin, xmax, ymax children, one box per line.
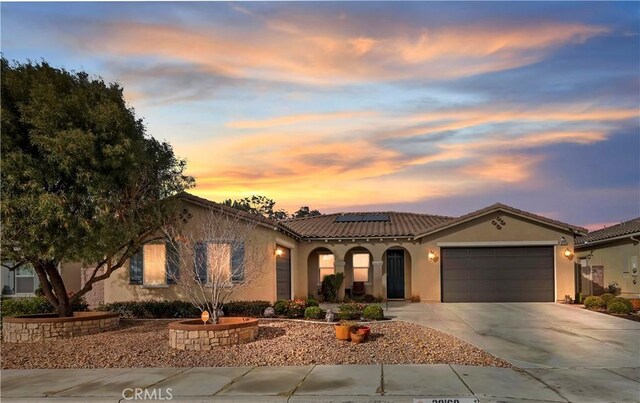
<box><xmin>437</xmin><ymin>241</ymin><xmax>559</xmax><ymax>247</ymax></box>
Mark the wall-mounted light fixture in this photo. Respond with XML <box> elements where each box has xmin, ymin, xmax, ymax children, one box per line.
<box><xmin>428</xmin><ymin>250</ymin><xmax>439</xmax><ymax>262</ymax></box>
<box><xmin>563</xmin><ymin>248</ymin><xmax>574</xmax><ymax>260</ymax></box>
<box><xmin>275</xmin><ymin>248</ymin><xmax>284</xmax><ymax>257</ymax></box>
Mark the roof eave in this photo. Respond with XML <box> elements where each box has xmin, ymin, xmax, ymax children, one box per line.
<box><xmin>575</xmin><ymin>231</ymin><xmax>640</xmax><ymax>249</ymax></box>
<box><xmin>414</xmin><ymin>206</ymin><xmax>587</xmax><ymax>240</ymax></box>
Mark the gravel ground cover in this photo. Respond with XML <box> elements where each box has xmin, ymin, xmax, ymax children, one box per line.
<box><xmin>1</xmin><ymin>319</ymin><xmax>511</xmax><ymax>369</ymax></box>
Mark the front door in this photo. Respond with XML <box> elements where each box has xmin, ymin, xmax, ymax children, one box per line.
<box><xmin>276</xmin><ymin>246</ymin><xmax>291</xmax><ymax>300</ymax></box>
<box><xmin>386</xmin><ymin>250</ymin><xmax>405</xmax><ymax>299</ymax></box>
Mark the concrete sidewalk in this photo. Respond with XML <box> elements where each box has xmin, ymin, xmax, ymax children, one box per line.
<box><xmin>2</xmin><ymin>364</ymin><xmax>639</xmax><ymax>402</ymax></box>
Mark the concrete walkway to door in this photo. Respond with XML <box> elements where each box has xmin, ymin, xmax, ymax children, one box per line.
<box><xmin>386</xmin><ymin>302</ymin><xmax>640</xmax><ymax>369</ymax></box>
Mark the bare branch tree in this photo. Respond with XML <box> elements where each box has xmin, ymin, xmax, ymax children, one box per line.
<box><xmin>164</xmin><ymin>207</ymin><xmax>270</xmax><ymax>324</ymax></box>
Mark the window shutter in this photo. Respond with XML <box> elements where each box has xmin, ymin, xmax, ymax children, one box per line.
<box><xmin>231</xmin><ymin>241</ymin><xmax>245</xmax><ymax>283</ymax></box>
<box><xmin>194</xmin><ymin>242</ymin><xmax>208</xmax><ymax>284</ymax></box>
<box><xmin>130</xmin><ymin>250</ymin><xmax>143</xmax><ymax>285</ymax></box>
<box><xmin>166</xmin><ymin>241</ymin><xmax>180</xmax><ymax>284</ymax></box>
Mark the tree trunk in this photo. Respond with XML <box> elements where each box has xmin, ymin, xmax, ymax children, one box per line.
<box><xmin>34</xmin><ymin>260</ymin><xmax>73</xmax><ymax>317</ymax></box>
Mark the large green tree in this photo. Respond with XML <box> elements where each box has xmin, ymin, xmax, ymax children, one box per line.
<box><xmin>1</xmin><ymin>58</ymin><xmax>194</xmax><ymax>316</ymax></box>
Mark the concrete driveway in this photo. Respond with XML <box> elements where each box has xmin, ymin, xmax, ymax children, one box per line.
<box><xmin>387</xmin><ymin>302</ymin><xmax>640</xmax><ymax>369</ymax></box>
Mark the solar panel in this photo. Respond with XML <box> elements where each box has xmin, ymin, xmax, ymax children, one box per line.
<box><xmin>335</xmin><ymin>214</ymin><xmax>390</xmax><ymax>223</ymax></box>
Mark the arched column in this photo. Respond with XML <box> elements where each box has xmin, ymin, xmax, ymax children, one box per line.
<box><xmin>335</xmin><ymin>259</ymin><xmax>346</xmax><ymax>300</ymax></box>
<box><xmin>372</xmin><ymin>260</ymin><xmax>384</xmax><ymax>298</ymax></box>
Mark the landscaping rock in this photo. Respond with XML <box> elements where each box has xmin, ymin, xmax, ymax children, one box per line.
<box><xmin>263</xmin><ymin>307</ymin><xmax>275</xmax><ymax>318</ymax></box>
<box><xmin>1</xmin><ymin>319</ymin><xmax>511</xmax><ymax>369</ymax></box>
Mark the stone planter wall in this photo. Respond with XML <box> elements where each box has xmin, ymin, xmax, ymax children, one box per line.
<box><xmin>2</xmin><ymin>312</ymin><xmax>119</xmax><ymax>343</ymax></box>
<box><xmin>169</xmin><ymin>317</ymin><xmax>258</xmax><ymax>350</ymax></box>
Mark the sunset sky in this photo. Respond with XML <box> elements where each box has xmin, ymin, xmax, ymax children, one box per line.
<box><xmin>2</xmin><ymin>2</ymin><xmax>638</xmax><ymax>229</ymax></box>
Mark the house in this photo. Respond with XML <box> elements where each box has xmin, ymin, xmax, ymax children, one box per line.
<box><xmin>87</xmin><ymin>192</ymin><xmax>589</xmax><ymax>305</ymax></box>
<box><xmin>0</xmin><ymin>262</ymin><xmax>81</xmax><ymax>298</ymax></box>
<box><xmin>575</xmin><ymin>218</ymin><xmax>640</xmax><ymax>298</ymax></box>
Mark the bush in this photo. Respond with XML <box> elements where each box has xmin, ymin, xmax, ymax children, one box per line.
<box><xmin>337</xmin><ymin>302</ymin><xmax>367</xmax><ymax>320</ymax></box>
<box><xmin>608</xmin><ymin>297</ymin><xmax>633</xmax><ymax>312</ymax></box>
<box><xmin>274</xmin><ymin>300</ymin><xmax>287</xmax><ymax>315</ymax></box>
<box><xmin>583</xmin><ymin>296</ymin><xmax>606</xmax><ymax>309</ymax></box>
<box><xmin>607</xmin><ymin>301</ymin><xmax>631</xmax><ymax>315</ymax></box>
<box><xmin>304</xmin><ymin>306</ymin><xmax>324</xmax><ymax>320</ymax></box>
<box><xmin>96</xmin><ymin>300</ymin><xmax>199</xmax><ymax>319</ymax></box>
<box><xmin>285</xmin><ymin>299</ymin><xmax>307</xmax><ymax>318</ymax></box>
<box><xmin>306</xmin><ymin>298</ymin><xmax>319</xmax><ymax>307</ymax></box>
<box><xmin>1</xmin><ymin>296</ymin><xmax>88</xmax><ymax>318</ymax></box>
<box><xmin>321</xmin><ymin>272</ymin><xmax>345</xmax><ymax>303</ymax></box>
<box><xmin>363</xmin><ymin>305</ymin><xmax>384</xmax><ymax>320</ymax></box>
<box><xmin>223</xmin><ymin>301</ymin><xmax>271</xmax><ymax>317</ymax></box>
<box><xmin>600</xmin><ymin>293</ymin><xmax>615</xmax><ymax>304</ymax></box>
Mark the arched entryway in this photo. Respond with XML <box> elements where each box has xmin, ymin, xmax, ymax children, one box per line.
<box><xmin>307</xmin><ymin>247</ymin><xmax>335</xmax><ymax>299</ymax></box>
<box><xmin>343</xmin><ymin>247</ymin><xmax>374</xmax><ymax>298</ymax></box>
<box><xmin>383</xmin><ymin>247</ymin><xmax>412</xmax><ymax>299</ymax></box>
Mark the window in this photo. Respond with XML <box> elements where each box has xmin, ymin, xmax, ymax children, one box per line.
<box><xmin>15</xmin><ymin>265</ymin><xmax>36</xmax><ymax>294</ymax></box>
<box><xmin>207</xmin><ymin>242</ymin><xmax>232</xmax><ymax>282</ymax></box>
<box><xmin>130</xmin><ymin>242</ymin><xmax>180</xmax><ymax>286</ymax></box>
<box><xmin>353</xmin><ymin>253</ymin><xmax>370</xmax><ymax>283</ymax></box>
<box><xmin>319</xmin><ymin>253</ymin><xmax>335</xmax><ymax>281</ymax></box>
<box><xmin>143</xmin><ymin>244</ymin><xmax>167</xmax><ymax>285</ymax></box>
<box><xmin>194</xmin><ymin>241</ymin><xmax>245</xmax><ymax>284</ymax></box>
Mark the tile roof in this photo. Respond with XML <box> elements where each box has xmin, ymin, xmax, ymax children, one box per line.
<box><xmin>178</xmin><ymin>193</ymin><xmax>587</xmax><ymax>241</ymax></box>
<box><xmin>280</xmin><ymin>212</ymin><xmax>453</xmax><ymax>239</ymax></box>
<box><xmin>576</xmin><ymin>217</ymin><xmax>640</xmax><ymax>247</ymax></box>
<box><xmin>414</xmin><ymin>202</ymin><xmax>588</xmax><ymax>238</ymax></box>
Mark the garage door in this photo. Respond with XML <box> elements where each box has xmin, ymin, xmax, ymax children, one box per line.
<box><xmin>441</xmin><ymin>246</ymin><xmax>554</xmax><ymax>302</ymax></box>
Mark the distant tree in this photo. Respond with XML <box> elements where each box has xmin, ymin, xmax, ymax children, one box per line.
<box><xmin>292</xmin><ymin>206</ymin><xmax>321</xmax><ymax>218</ymax></box>
<box><xmin>222</xmin><ymin>195</ymin><xmax>289</xmax><ymax>220</ymax></box>
<box><xmin>0</xmin><ymin>58</ymin><xmax>194</xmax><ymax>317</ymax></box>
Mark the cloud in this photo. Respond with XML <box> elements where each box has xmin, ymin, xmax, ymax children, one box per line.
<box><xmin>226</xmin><ymin>110</ymin><xmax>376</xmax><ymax>129</ymax></box>
<box><xmin>64</xmin><ymin>18</ymin><xmax>608</xmax><ymax>85</ymax></box>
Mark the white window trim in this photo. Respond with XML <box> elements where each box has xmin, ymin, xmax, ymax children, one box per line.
<box><xmin>352</xmin><ymin>253</ymin><xmax>372</xmax><ymax>285</ymax></box>
<box><xmin>318</xmin><ymin>253</ymin><xmax>335</xmax><ymax>285</ymax></box>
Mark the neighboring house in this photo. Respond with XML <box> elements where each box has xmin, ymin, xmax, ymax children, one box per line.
<box><xmin>0</xmin><ymin>262</ymin><xmax>81</xmax><ymax>298</ymax></box>
<box><xmin>575</xmin><ymin>218</ymin><xmax>640</xmax><ymax>299</ymax></box>
<box><xmin>85</xmin><ymin>193</ymin><xmax>588</xmax><ymax>305</ymax></box>
<box><xmin>0</xmin><ymin>263</ymin><xmax>40</xmax><ymax>297</ymax></box>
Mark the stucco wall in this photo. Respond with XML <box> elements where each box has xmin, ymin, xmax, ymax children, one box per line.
<box><xmin>576</xmin><ymin>239</ymin><xmax>640</xmax><ymax>298</ymax></box>
<box><xmin>417</xmin><ymin>211</ymin><xmax>577</xmax><ymax>302</ymax></box>
<box><xmin>294</xmin><ymin>240</ymin><xmax>420</xmax><ymax>300</ymax></box>
<box><xmin>102</xmin><ymin>201</ymin><xmax>298</xmax><ymax>304</ymax></box>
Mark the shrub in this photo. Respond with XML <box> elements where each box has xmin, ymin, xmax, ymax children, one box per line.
<box><xmin>363</xmin><ymin>305</ymin><xmax>384</xmax><ymax>320</ymax></box>
<box><xmin>285</xmin><ymin>299</ymin><xmax>307</xmax><ymax>318</ymax></box>
<box><xmin>96</xmin><ymin>300</ymin><xmax>199</xmax><ymax>319</ymax></box>
<box><xmin>337</xmin><ymin>302</ymin><xmax>367</xmax><ymax>320</ymax></box>
<box><xmin>222</xmin><ymin>301</ymin><xmax>271</xmax><ymax>317</ymax></box>
<box><xmin>1</xmin><ymin>296</ymin><xmax>88</xmax><ymax>318</ymax></box>
<box><xmin>274</xmin><ymin>300</ymin><xmax>287</xmax><ymax>316</ymax></box>
<box><xmin>304</xmin><ymin>306</ymin><xmax>324</xmax><ymax>320</ymax></box>
<box><xmin>306</xmin><ymin>298</ymin><xmax>319</xmax><ymax>307</ymax></box>
<box><xmin>607</xmin><ymin>301</ymin><xmax>631</xmax><ymax>315</ymax></box>
<box><xmin>608</xmin><ymin>297</ymin><xmax>633</xmax><ymax>312</ymax></box>
<box><xmin>321</xmin><ymin>272</ymin><xmax>345</xmax><ymax>303</ymax></box>
<box><xmin>600</xmin><ymin>293</ymin><xmax>615</xmax><ymax>304</ymax></box>
<box><xmin>583</xmin><ymin>296</ymin><xmax>606</xmax><ymax>309</ymax></box>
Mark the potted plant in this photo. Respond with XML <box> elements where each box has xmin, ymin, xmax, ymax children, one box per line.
<box><xmin>335</xmin><ymin>320</ymin><xmax>354</xmax><ymax>341</ymax></box>
<box><xmin>355</xmin><ymin>325</ymin><xmax>371</xmax><ymax>339</ymax></box>
<box><xmin>350</xmin><ymin>328</ymin><xmax>365</xmax><ymax>344</ymax></box>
